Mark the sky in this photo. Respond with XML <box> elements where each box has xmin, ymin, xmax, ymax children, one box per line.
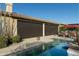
<box><xmin>0</xmin><ymin>3</ymin><xmax>79</xmax><ymax>24</ymax></box>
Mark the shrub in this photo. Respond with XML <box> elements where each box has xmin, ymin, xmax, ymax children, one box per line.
<box><xmin>11</xmin><ymin>35</ymin><xmax>20</xmax><ymax>43</ymax></box>
<box><xmin>0</xmin><ymin>35</ymin><xmax>7</xmax><ymax>48</ymax></box>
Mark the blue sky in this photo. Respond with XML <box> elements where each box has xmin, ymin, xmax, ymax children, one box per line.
<box><xmin>0</xmin><ymin>3</ymin><xmax>79</xmax><ymax>24</ymax></box>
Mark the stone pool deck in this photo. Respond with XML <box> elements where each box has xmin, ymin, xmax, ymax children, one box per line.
<box><xmin>0</xmin><ymin>35</ymin><xmax>78</xmax><ymax>56</ymax></box>
<box><xmin>0</xmin><ymin>35</ymin><xmax>55</xmax><ymax>56</ymax></box>
<box><xmin>67</xmin><ymin>48</ymin><xmax>79</xmax><ymax>56</ymax></box>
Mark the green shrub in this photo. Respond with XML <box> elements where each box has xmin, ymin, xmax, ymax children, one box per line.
<box><xmin>11</xmin><ymin>35</ymin><xmax>20</xmax><ymax>43</ymax></box>
<box><xmin>0</xmin><ymin>35</ymin><xmax>7</xmax><ymax>48</ymax></box>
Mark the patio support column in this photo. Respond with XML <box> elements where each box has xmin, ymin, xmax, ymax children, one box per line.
<box><xmin>42</xmin><ymin>23</ymin><xmax>45</xmax><ymax>39</ymax></box>
<box><xmin>58</xmin><ymin>25</ymin><xmax>60</xmax><ymax>34</ymax></box>
<box><xmin>58</xmin><ymin>25</ymin><xmax>62</xmax><ymax>34</ymax></box>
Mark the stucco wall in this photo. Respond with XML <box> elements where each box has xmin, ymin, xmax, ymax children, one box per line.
<box><xmin>0</xmin><ymin>16</ymin><xmax>17</xmax><ymax>36</ymax></box>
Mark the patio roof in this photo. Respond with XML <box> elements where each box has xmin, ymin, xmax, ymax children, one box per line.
<box><xmin>0</xmin><ymin>10</ymin><xmax>60</xmax><ymax>24</ymax></box>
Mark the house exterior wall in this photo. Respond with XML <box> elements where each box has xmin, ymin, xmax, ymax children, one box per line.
<box><xmin>17</xmin><ymin>20</ymin><xmax>43</xmax><ymax>39</ymax></box>
<box><xmin>0</xmin><ymin>15</ymin><xmax>58</xmax><ymax>39</ymax></box>
<box><xmin>0</xmin><ymin>16</ymin><xmax>17</xmax><ymax>37</ymax></box>
<box><xmin>17</xmin><ymin>19</ymin><xmax>58</xmax><ymax>39</ymax></box>
<box><xmin>45</xmin><ymin>23</ymin><xmax>58</xmax><ymax>36</ymax></box>
<box><xmin>0</xmin><ymin>17</ymin><xmax>3</xmax><ymax>35</ymax></box>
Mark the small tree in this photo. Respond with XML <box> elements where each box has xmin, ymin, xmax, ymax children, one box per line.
<box><xmin>0</xmin><ymin>35</ymin><xmax>7</xmax><ymax>48</ymax></box>
<box><xmin>59</xmin><ymin>26</ymin><xmax>67</xmax><ymax>32</ymax></box>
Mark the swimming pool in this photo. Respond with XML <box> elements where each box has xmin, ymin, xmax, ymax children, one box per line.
<box><xmin>10</xmin><ymin>38</ymin><xmax>71</xmax><ymax>56</ymax></box>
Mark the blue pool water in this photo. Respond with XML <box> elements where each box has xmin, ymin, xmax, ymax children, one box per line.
<box><xmin>12</xmin><ymin>39</ymin><xmax>71</xmax><ymax>56</ymax></box>
<box><xmin>40</xmin><ymin>43</ymin><xmax>69</xmax><ymax>56</ymax></box>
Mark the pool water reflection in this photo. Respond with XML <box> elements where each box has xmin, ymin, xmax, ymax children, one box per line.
<box><xmin>40</xmin><ymin>43</ymin><xmax>69</xmax><ymax>56</ymax></box>
<box><xmin>15</xmin><ymin>39</ymin><xmax>70</xmax><ymax>56</ymax></box>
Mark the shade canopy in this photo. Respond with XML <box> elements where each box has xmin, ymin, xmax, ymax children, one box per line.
<box><xmin>64</xmin><ymin>25</ymin><xmax>79</xmax><ymax>28</ymax></box>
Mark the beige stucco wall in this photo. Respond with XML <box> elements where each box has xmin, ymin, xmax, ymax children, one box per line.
<box><xmin>0</xmin><ymin>16</ymin><xmax>17</xmax><ymax>37</ymax></box>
